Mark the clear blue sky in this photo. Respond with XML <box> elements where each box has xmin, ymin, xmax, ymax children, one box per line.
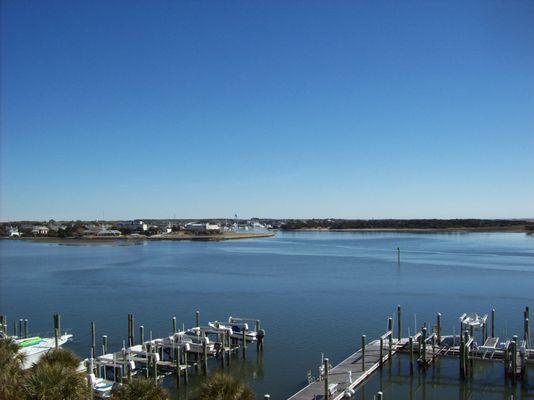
<box><xmin>1</xmin><ymin>1</ymin><xmax>533</xmax><ymax>221</ymax></box>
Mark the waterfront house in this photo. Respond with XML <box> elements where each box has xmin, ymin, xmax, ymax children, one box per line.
<box><xmin>31</xmin><ymin>226</ymin><xmax>49</xmax><ymax>236</ymax></box>
<box><xmin>9</xmin><ymin>227</ymin><xmax>22</xmax><ymax>237</ymax></box>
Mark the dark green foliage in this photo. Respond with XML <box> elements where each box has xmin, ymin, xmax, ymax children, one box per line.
<box><xmin>110</xmin><ymin>378</ymin><xmax>170</xmax><ymax>400</ymax></box>
<box><xmin>198</xmin><ymin>373</ymin><xmax>255</xmax><ymax>400</ymax></box>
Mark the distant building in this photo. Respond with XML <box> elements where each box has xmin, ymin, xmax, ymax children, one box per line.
<box><xmin>31</xmin><ymin>226</ymin><xmax>49</xmax><ymax>236</ymax></box>
<box><xmin>116</xmin><ymin>220</ymin><xmax>148</xmax><ymax>232</ymax></box>
<box><xmin>9</xmin><ymin>227</ymin><xmax>22</xmax><ymax>237</ymax></box>
<box><xmin>96</xmin><ymin>228</ymin><xmax>121</xmax><ymax>237</ymax></box>
<box><xmin>185</xmin><ymin>222</ymin><xmax>221</xmax><ymax>234</ymax></box>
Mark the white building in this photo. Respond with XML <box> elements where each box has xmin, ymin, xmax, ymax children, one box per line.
<box><xmin>116</xmin><ymin>220</ymin><xmax>148</xmax><ymax>232</ymax></box>
<box><xmin>31</xmin><ymin>226</ymin><xmax>49</xmax><ymax>236</ymax></box>
<box><xmin>185</xmin><ymin>222</ymin><xmax>221</xmax><ymax>234</ymax></box>
<box><xmin>9</xmin><ymin>227</ymin><xmax>22</xmax><ymax>237</ymax></box>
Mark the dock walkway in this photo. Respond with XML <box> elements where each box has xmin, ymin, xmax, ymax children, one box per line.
<box><xmin>289</xmin><ymin>337</ymin><xmax>408</xmax><ymax>400</ymax></box>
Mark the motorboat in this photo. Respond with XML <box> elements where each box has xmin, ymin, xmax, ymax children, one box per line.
<box><xmin>1</xmin><ymin>332</ymin><xmax>74</xmax><ymax>369</ymax></box>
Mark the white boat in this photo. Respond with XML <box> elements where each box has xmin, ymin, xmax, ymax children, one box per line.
<box><xmin>4</xmin><ymin>332</ymin><xmax>73</xmax><ymax>369</ymax></box>
<box><xmin>208</xmin><ymin>321</ymin><xmax>258</xmax><ymax>342</ymax></box>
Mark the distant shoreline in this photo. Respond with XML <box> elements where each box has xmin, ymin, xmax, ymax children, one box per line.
<box><xmin>0</xmin><ymin>232</ymin><xmax>275</xmax><ymax>245</ymax></box>
<box><xmin>286</xmin><ymin>226</ymin><xmax>530</xmax><ymax>233</ymax></box>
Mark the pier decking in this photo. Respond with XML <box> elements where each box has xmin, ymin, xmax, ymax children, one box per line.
<box><xmin>289</xmin><ymin>337</ymin><xmax>408</xmax><ymax>400</ymax></box>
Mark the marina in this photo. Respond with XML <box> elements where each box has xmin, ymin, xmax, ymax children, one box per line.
<box><xmin>1</xmin><ymin>232</ymin><xmax>533</xmax><ymax>398</ymax></box>
<box><xmin>288</xmin><ymin>306</ymin><xmax>533</xmax><ymax>399</ymax></box>
<box><xmin>0</xmin><ymin>312</ymin><xmax>265</xmax><ymax>398</ymax></box>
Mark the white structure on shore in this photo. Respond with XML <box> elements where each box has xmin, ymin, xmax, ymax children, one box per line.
<box><xmin>8</xmin><ymin>227</ymin><xmax>22</xmax><ymax>237</ymax></box>
<box><xmin>31</xmin><ymin>226</ymin><xmax>49</xmax><ymax>236</ymax></box>
<box><xmin>116</xmin><ymin>220</ymin><xmax>148</xmax><ymax>232</ymax></box>
<box><xmin>185</xmin><ymin>222</ymin><xmax>221</xmax><ymax>234</ymax></box>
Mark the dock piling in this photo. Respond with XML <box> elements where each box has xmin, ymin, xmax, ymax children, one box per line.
<box><xmin>323</xmin><ymin>358</ymin><xmax>330</xmax><ymax>400</ymax></box>
<box><xmin>421</xmin><ymin>327</ymin><xmax>427</xmax><ymax>366</ymax></box>
<box><xmin>172</xmin><ymin>317</ymin><xmax>177</xmax><ymax>334</ymax></box>
<box><xmin>409</xmin><ymin>336</ymin><xmax>414</xmax><ymax>374</ymax></box>
<box><xmin>361</xmin><ymin>335</ymin><xmax>366</xmax><ymax>371</ymax></box>
<box><xmin>397</xmin><ymin>305</ymin><xmax>402</xmax><ymax>341</ymax></box>
<box><xmin>90</xmin><ymin>321</ymin><xmax>96</xmax><ymax>358</ymax></box>
<box><xmin>13</xmin><ymin>319</ymin><xmax>17</xmax><ymax>337</ymax></box>
<box><xmin>102</xmin><ymin>335</ymin><xmax>108</xmax><ymax>355</ymax></box>
<box><xmin>379</xmin><ymin>338</ymin><xmax>384</xmax><ymax>367</ymax></box>
<box><xmin>196</xmin><ymin>311</ymin><xmax>200</xmax><ymax>327</ymax></box>
<box><xmin>437</xmin><ymin>313</ymin><xmax>442</xmax><ymax>344</ymax></box>
<box><xmin>388</xmin><ymin>317</ymin><xmax>393</xmax><ymax>359</ymax></box>
<box><xmin>491</xmin><ymin>309</ymin><xmax>495</xmax><ymax>338</ymax></box>
<box><xmin>18</xmin><ymin>319</ymin><xmax>23</xmax><ymax>338</ymax></box>
<box><xmin>242</xmin><ymin>327</ymin><xmax>247</xmax><ymax>358</ymax></box>
<box><xmin>397</xmin><ymin>247</ymin><xmax>400</xmax><ymax>264</ymax></box>
<box><xmin>203</xmin><ymin>339</ymin><xmax>208</xmax><ymax>375</ymax></box>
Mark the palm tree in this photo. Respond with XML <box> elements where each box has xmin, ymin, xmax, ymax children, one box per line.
<box><xmin>25</xmin><ymin>348</ymin><xmax>88</xmax><ymax>400</ymax></box>
<box><xmin>198</xmin><ymin>373</ymin><xmax>254</xmax><ymax>400</ymax></box>
<box><xmin>0</xmin><ymin>337</ymin><xmax>26</xmax><ymax>400</ymax></box>
<box><xmin>110</xmin><ymin>378</ymin><xmax>170</xmax><ymax>400</ymax></box>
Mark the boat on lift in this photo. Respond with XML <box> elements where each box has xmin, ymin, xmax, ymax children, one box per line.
<box><xmin>0</xmin><ymin>331</ymin><xmax>73</xmax><ymax>369</ymax></box>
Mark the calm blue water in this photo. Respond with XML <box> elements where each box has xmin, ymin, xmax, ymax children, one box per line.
<box><xmin>1</xmin><ymin>232</ymin><xmax>533</xmax><ymax>398</ymax></box>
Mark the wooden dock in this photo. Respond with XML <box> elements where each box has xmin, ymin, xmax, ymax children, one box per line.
<box><xmin>289</xmin><ymin>335</ymin><xmax>408</xmax><ymax>400</ymax></box>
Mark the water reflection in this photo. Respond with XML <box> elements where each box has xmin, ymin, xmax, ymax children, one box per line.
<box><xmin>356</xmin><ymin>354</ymin><xmax>534</xmax><ymax>399</ymax></box>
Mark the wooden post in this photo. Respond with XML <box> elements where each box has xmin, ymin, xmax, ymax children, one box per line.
<box><xmin>183</xmin><ymin>349</ymin><xmax>189</xmax><ymax>383</ymax></box>
<box><xmin>397</xmin><ymin>247</ymin><xmax>400</xmax><ymax>264</ymax></box>
<box><xmin>13</xmin><ymin>319</ymin><xmax>17</xmax><ymax>337</ymax></box>
<box><xmin>18</xmin><ymin>319</ymin><xmax>23</xmax><ymax>338</ymax></box>
<box><xmin>459</xmin><ymin>330</ymin><xmax>464</xmax><ymax>378</ymax></box>
<box><xmin>202</xmin><ymin>339</ymin><xmax>208</xmax><ymax>375</ymax></box>
<box><xmin>91</xmin><ymin>321</ymin><xmax>96</xmax><ymax>358</ymax></box>
<box><xmin>242</xmin><ymin>327</ymin><xmax>247</xmax><ymax>358</ymax></box>
<box><xmin>175</xmin><ymin>347</ymin><xmax>181</xmax><ymax>388</ymax></box>
<box><xmin>130</xmin><ymin>314</ymin><xmax>135</xmax><ymax>346</ymax></box>
<box><xmin>361</xmin><ymin>335</ymin><xmax>366</xmax><ymax>371</ymax></box>
<box><xmin>491</xmin><ymin>309</ymin><xmax>495</xmax><ymax>338</ymax></box>
<box><xmin>102</xmin><ymin>335</ymin><xmax>108</xmax><ymax>354</ymax></box>
<box><xmin>53</xmin><ymin>314</ymin><xmax>60</xmax><ymax>348</ymax></box>
<box><xmin>436</xmin><ymin>313</ymin><xmax>442</xmax><ymax>344</ymax></box>
<box><xmin>511</xmin><ymin>335</ymin><xmax>517</xmax><ymax>384</ymax></box>
<box><xmin>324</xmin><ymin>358</ymin><xmax>330</xmax><ymax>400</ymax></box>
<box><xmin>172</xmin><ymin>317</ymin><xmax>177</xmax><ymax>334</ymax></box>
<box><xmin>152</xmin><ymin>352</ymin><xmax>158</xmax><ymax>383</ymax></box>
<box><xmin>24</xmin><ymin>319</ymin><xmax>28</xmax><ymax>338</ymax></box>
<box><xmin>379</xmin><ymin>337</ymin><xmax>384</xmax><ymax>367</ymax></box>
<box><xmin>524</xmin><ymin>307</ymin><xmax>530</xmax><ymax>348</ymax></box>
<box><xmin>256</xmin><ymin>320</ymin><xmax>261</xmax><ymax>352</ymax></box>
<box><xmin>409</xmin><ymin>336</ymin><xmax>414</xmax><ymax>374</ymax></box>
<box><xmin>388</xmin><ymin>317</ymin><xmax>393</xmax><ymax>359</ymax></box>
<box><xmin>56</xmin><ymin>314</ymin><xmax>61</xmax><ymax>337</ymax></box>
<box><xmin>463</xmin><ymin>330</ymin><xmax>469</xmax><ymax>377</ymax></box>
<box><xmin>422</xmin><ymin>327</ymin><xmax>427</xmax><ymax>366</ymax></box>
<box><xmin>397</xmin><ymin>305</ymin><xmax>402</xmax><ymax>341</ymax></box>
<box><xmin>196</xmin><ymin>311</ymin><xmax>200</xmax><ymax>328</ymax></box>
<box><xmin>139</xmin><ymin>325</ymin><xmax>145</xmax><ymax>348</ymax></box>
